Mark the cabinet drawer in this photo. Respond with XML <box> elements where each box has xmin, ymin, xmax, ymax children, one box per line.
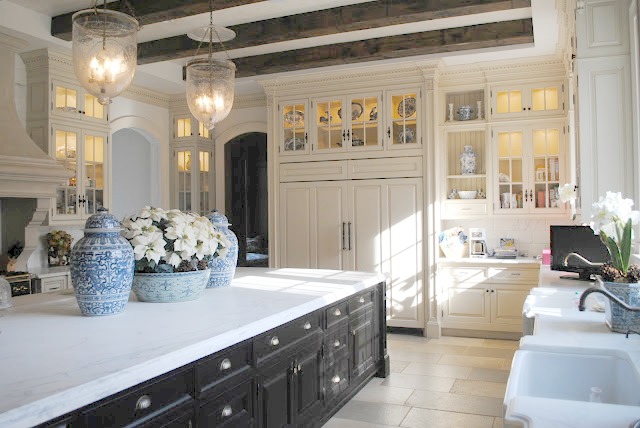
<box><xmin>196</xmin><ymin>341</ymin><xmax>252</xmax><ymax>397</ymax></box>
<box><xmin>324</xmin><ymin>322</ymin><xmax>349</xmax><ymax>366</ymax></box>
<box><xmin>81</xmin><ymin>366</ymin><xmax>194</xmax><ymax>427</ymax></box>
<box><xmin>488</xmin><ymin>267</ymin><xmax>538</xmax><ymax>283</ymax></box>
<box><xmin>438</xmin><ymin>267</ymin><xmax>487</xmax><ymax>284</ymax></box>
<box><xmin>442</xmin><ymin>201</ymin><xmax>488</xmax><ymax>218</ymax></box>
<box><xmin>254</xmin><ymin>311</ymin><xmax>323</xmax><ymax>364</ymax></box>
<box><xmin>198</xmin><ymin>380</ymin><xmax>253</xmax><ymax>428</ymax></box>
<box><xmin>324</xmin><ymin>358</ymin><xmax>349</xmax><ymax>403</ymax></box>
<box><xmin>349</xmin><ymin>289</ymin><xmax>374</xmax><ymax>317</ymax></box>
<box><xmin>326</xmin><ymin>301</ymin><xmax>348</xmax><ymax>327</ymax></box>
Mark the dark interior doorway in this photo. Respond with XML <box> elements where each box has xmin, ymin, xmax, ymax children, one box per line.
<box><xmin>225</xmin><ymin>132</ymin><xmax>268</xmax><ymax>267</ymax></box>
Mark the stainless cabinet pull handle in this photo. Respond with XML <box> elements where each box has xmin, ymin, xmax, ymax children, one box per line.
<box><xmin>348</xmin><ymin>222</ymin><xmax>352</xmax><ymax>250</ymax></box>
<box><xmin>221</xmin><ymin>405</ymin><xmax>233</xmax><ymax>418</ymax></box>
<box><xmin>334</xmin><ymin>308</ymin><xmax>341</xmax><ymax>317</ymax></box>
<box><xmin>304</xmin><ymin>321</ymin><xmax>312</xmax><ymax>330</ymax></box>
<box><xmin>332</xmin><ymin>375</ymin><xmax>341</xmax><ymax>383</ymax></box>
<box><xmin>359</xmin><ymin>296</ymin><xmax>365</xmax><ymax>304</ymax></box>
<box><xmin>342</xmin><ymin>222</ymin><xmax>346</xmax><ymax>250</ymax></box>
<box><xmin>270</xmin><ymin>336</ymin><xmax>279</xmax><ymax>346</ymax></box>
<box><xmin>135</xmin><ymin>395</ymin><xmax>152</xmax><ymax>411</ymax></box>
<box><xmin>220</xmin><ymin>358</ymin><xmax>232</xmax><ymax>371</ymax></box>
<box><xmin>334</xmin><ymin>339</ymin><xmax>341</xmax><ymax>347</ymax></box>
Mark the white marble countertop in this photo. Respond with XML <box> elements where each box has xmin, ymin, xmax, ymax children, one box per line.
<box><xmin>0</xmin><ymin>267</ymin><xmax>386</xmax><ymax>428</ymax></box>
<box><xmin>437</xmin><ymin>257</ymin><xmax>541</xmax><ymax>267</ymax></box>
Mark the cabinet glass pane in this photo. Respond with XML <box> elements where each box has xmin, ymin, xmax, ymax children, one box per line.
<box><xmin>351</xmin><ymin>97</ymin><xmax>379</xmax><ymax>148</ymax></box>
<box><xmin>531</xmin><ymin>87</ymin><xmax>559</xmax><ymax>111</ymax></box>
<box><xmin>177</xmin><ymin>118</ymin><xmax>192</xmax><ymax>138</ymax></box>
<box><xmin>84</xmin><ymin>94</ymin><xmax>104</xmax><ymax>119</ymax></box>
<box><xmin>497</xmin><ymin>131</ymin><xmax>524</xmax><ymax>210</ymax></box>
<box><xmin>198</xmin><ymin>122</ymin><xmax>210</xmax><ymax>138</ymax></box>
<box><xmin>199</xmin><ymin>151</ymin><xmax>210</xmax><ymax>214</ymax></box>
<box><xmin>283</xmin><ymin>103</ymin><xmax>306</xmax><ymax>152</ymax></box>
<box><xmin>532</xmin><ymin>128</ymin><xmax>561</xmax><ymax>209</ymax></box>
<box><xmin>55</xmin><ymin>130</ymin><xmax>78</xmax><ymax>214</ymax></box>
<box><xmin>496</xmin><ymin>90</ymin><xmax>522</xmax><ymax>114</ymax></box>
<box><xmin>177</xmin><ymin>150</ymin><xmax>192</xmax><ymax>211</ymax></box>
<box><xmin>84</xmin><ymin>135</ymin><xmax>105</xmax><ymax>214</ymax></box>
<box><xmin>316</xmin><ymin>99</ymin><xmax>342</xmax><ymax>150</ymax></box>
<box><xmin>390</xmin><ymin>93</ymin><xmax>417</xmax><ymax>146</ymax></box>
<box><xmin>55</xmin><ymin>86</ymin><xmax>77</xmax><ymax>112</ymax></box>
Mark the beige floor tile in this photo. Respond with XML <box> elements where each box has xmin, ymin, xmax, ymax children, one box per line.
<box><xmin>389</xmin><ymin>340</ymin><xmax>468</xmax><ymax>356</ymax></box>
<box><xmin>438</xmin><ymin>354</ymin><xmax>505</xmax><ymax>369</ymax></box>
<box><xmin>380</xmin><ymin>372</ymin><xmax>455</xmax><ymax>393</ymax></box>
<box><xmin>388</xmin><ymin>333</ymin><xmax>430</xmax><ymax>343</ymax></box>
<box><xmin>502</xmin><ymin>357</ymin><xmax>514</xmax><ymax>370</ymax></box>
<box><xmin>483</xmin><ymin>339</ymin><xmax>520</xmax><ymax>350</ymax></box>
<box><xmin>332</xmin><ymin>400</ymin><xmax>411</xmax><ymax>426</ymax></box>
<box><xmin>468</xmin><ymin>367</ymin><xmax>510</xmax><ymax>383</ymax></box>
<box><xmin>388</xmin><ymin>349</ymin><xmax>443</xmax><ymax>364</ymax></box>
<box><xmin>322</xmin><ymin>417</ymin><xmax>399</xmax><ymax>428</ymax></box>
<box><xmin>450</xmin><ymin>379</ymin><xmax>507</xmax><ymax>399</ymax></box>
<box><xmin>390</xmin><ymin>359</ymin><xmax>410</xmax><ymax>373</ymax></box>
<box><xmin>429</xmin><ymin>336</ymin><xmax>486</xmax><ymax>346</ymax></box>
<box><xmin>401</xmin><ymin>362</ymin><xmax>472</xmax><ymax>379</ymax></box>
<box><xmin>493</xmin><ymin>417</ymin><xmax>504</xmax><ymax>428</ymax></box>
<box><xmin>353</xmin><ymin>384</ymin><xmax>415</xmax><ymax>405</ymax></box>
<box><xmin>400</xmin><ymin>407</ymin><xmax>495</xmax><ymax>428</ymax></box>
<box><xmin>405</xmin><ymin>389</ymin><xmax>504</xmax><ymax>417</ymax></box>
<box><xmin>463</xmin><ymin>346</ymin><xmax>516</xmax><ymax>359</ymax></box>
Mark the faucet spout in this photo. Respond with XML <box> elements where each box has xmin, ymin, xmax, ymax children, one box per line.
<box><xmin>563</xmin><ymin>252</ymin><xmax>604</xmax><ymax>267</ymax></box>
<box><xmin>578</xmin><ymin>286</ymin><xmax>640</xmax><ymax>312</ymax></box>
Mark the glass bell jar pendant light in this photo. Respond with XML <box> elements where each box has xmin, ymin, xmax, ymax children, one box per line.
<box><xmin>185</xmin><ymin>0</ymin><xmax>236</xmax><ymax>130</ymax></box>
<box><xmin>72</xmin><ymin>1</ymin><xmax>139</xmax><ymax>105</ymax></box>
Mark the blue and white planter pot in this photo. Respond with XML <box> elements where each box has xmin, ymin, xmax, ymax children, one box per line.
<box><xmin>598</xmin><ymin>277</ymin><xmax>640</xmax><ymax>333</ymax></box>
<box><xmin>206</xmin><ymin>210</ymin><xmax>238</xmax><ymax>288</ymax></box>
<box><xmin>70</xmin><ymin>208</ymin><xmax>135</xmax><ymax>316</ymax></box>
<box><xmin>132</xmin><ymin>269</ymin><xmax>210</xmax><ymax>302</ymax></box>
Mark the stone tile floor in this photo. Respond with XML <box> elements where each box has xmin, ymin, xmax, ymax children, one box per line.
<box><xmin>322</xmin><ymin>333</ymin><xmax>518</xmax><ymax>428</ymax></box>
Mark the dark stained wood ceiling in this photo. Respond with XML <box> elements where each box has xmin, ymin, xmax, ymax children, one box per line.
<box><xmin>51</xmin><ymin>0</ymin><xmax>533</xmax><ymax>78</ymax></box>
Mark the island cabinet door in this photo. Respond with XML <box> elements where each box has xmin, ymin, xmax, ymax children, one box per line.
<box><xmin>256</xmin><ymin>358</ymin><xmax>294</xmax><ymax>428</ymax></box>
<box><xmin>292</xmin><ymin>346</ymin><xmax>324</xmax><ymax>426</ymax></box>
<box><xmin>350</xmin><ymin>306</ymin><xmax>375</xmax><ymax>383</ymax></box>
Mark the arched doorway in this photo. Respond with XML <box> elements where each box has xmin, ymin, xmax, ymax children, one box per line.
<box><xmin>225</xmin><ymin>132</ymin><xmax>268</xmax><ymax>267</ymax></box>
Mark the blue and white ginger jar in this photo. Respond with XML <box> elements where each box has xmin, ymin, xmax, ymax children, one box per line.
<box><xmin>206</xmin><ymin>210</ymin><xmax>238</xmax><ymax>288</ymax></box>
<box><xmin>70</xmin><ymin>208</ymin><xmax>134</xmax><ymax>316</ymax></box>
<box><xmin>460</xmin><ymin>145</ymin><xmax>477</xmax><ymax>175</ymax></box>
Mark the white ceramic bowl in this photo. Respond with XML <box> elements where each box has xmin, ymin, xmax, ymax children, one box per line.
<box><xmin>458</xmin><ymin>190</ymin><xmax>477</xmax><ymax>199</ymax></box>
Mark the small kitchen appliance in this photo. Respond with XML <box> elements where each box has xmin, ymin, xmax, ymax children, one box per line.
<box><xmin>469</xmin><ymin>228</ymin><xmax>488</xmax><ymax>258</ymax></box>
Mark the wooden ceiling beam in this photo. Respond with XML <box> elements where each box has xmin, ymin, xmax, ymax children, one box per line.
<box><xmin>138</xmin><ymin>0</ymin><xmax>530</xmax><ymax>64</ymax></box>
<box><xmin>228</xmin><ymin>19</ymin><xmax>534</xmax><ymax>78</ymax></box>
<box><xmin>51</xmin><ymin>0</ymin><xmax>266</xmax><ymax>41</ymax></box>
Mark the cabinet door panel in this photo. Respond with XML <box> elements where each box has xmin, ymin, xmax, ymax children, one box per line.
<box><xmin>444</xmin><ymin>286</ymin><xmax>490</xmax><ymax>324</ymax></box>
<box><xmin>259</xmin><ymin>367</ymin><xmax>292</xmax><ymax>428</ymax></box>
<box><xmin>294</xmin><ymin>349</ymin><xmax>323</xmax><ymax>425</ymax></box>
<box><xmin>491</xmin><ymin>286</ymin><xmax>530</xmax><ymax>326</ymax></box>
<box><xmin>315</xmin><ymin>184</ymin><xmax>346</xmax><ymax>269</ymax></box>
<box><xmin>349</xmin><ymin>183</ymin><xmax>385</xmax><ymax>272</ymax></box>
<box><xmin>351</xmin><ymin>309</ymin><xmax>375</xmax><ymax>380</ymax></box>
<box><xmin>279</xmin><ymin>185</ymin><xmax>313</xmax><ymax>268</ymax></box>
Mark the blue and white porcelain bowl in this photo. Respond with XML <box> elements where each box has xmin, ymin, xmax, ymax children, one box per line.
<box><xmin>70</xmin><ymin>208</ymin><xmax>135</xmax><ymax>316</ymax></box>
<box><xmin>133</xmin><ymin>269</ymin><xmax>210</xmax><ymax>302</ymax></box>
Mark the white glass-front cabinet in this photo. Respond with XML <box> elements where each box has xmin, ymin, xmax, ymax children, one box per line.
<box><xmin>385</xmin><ymin>89</ymin><xmax>421</xmax><ymax>149</ymax></box>
<box><xmin>173</xmin><ymin>116</ymin><xmax>211</xmax><ymax>139</ymax></box>
<box><xmin>173</xmin><ymin>146</ymin><xmax>213</xmax><ymax>215</ymax></box>
<box><xmin>51</xmin><ymin>80</ymin><xmax>107</xmax><ymax>123</ymax></box>
<box><xmin>490</xmin><ymin>82</ymin><xmax>564</xmax><ymax>119</ymax></box>
<box><xmin>279</xmin><ymin>100</ymin><xmax>309</xmax><ymax>155</ymax></box>
<box><xmin>493</xmin><ymin>122</ymin><xmax>565</xmax><ymax>214</ymax></box>
<box><xmin>279</xmin><ymin>177</ymin><xmax>423</xmax><ymax>328</ymax></box>
<box><xmin>52</xmin><ymin>125</ymin><xmax>108</xmax><ymax>220</ymax></box>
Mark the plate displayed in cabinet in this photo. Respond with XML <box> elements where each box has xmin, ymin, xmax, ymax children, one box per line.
<box><xmin>397</xmin><ymin>97</ymin><xmax>416</xmax><ymax>118</ymax></box>
<box><xmin>398</xmin><ymin>128</ymin><xmax>415</xmax><ymax>144</ymax></box>
<box><xmin>337</xmin><ymin>102</ymin><xmax>364</xmax><ymax>120</ymax></box>
<box><xmin>284</xmin><ymin>137</ymin><xmax>305</xmax><ymax>151</ymax></box>
<box><xmin>284</xmin><ymin>110</ymin><xmax>304</xmax><ymax>126</ymax></box>
<box><xmin>352</xmin><ymin>138</ymin><xmax>364</xmax><ymax>146</ymax></box>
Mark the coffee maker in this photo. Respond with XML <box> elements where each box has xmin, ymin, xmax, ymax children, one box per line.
<box><xmin>469</xmin><ymin>228</ymin><xmax>488</xmax><ymax>258</ymax></box>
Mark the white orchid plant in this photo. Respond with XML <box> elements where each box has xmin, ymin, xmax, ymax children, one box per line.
<box><xmin>122</xmin><ymin>206</ymin><xmax>230</xmax><ymax>273</ymax></box>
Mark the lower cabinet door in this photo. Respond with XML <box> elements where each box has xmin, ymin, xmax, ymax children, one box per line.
<box><xmin>351</xmin><ymin>308</ymin><xmax>375</xmax><ymax>381</ymax></box>
<box><xmin>257</xmin><ymin>360</ymin><xmax>293</xmax><ymax>428</ymax></box>
<box><xmin>293</xmin><ymin>347</ymin><xmax>323</xmax><ymax>425</ymax></box>
<box><xmin>198</xmin><ymin>380</ymin><xmax>254</xmax><ymax>427</ymax></box>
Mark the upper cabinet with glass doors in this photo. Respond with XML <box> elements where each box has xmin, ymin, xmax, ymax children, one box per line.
<box><xmin>490</xmin><ymin>82</ymin><xmax>565</xmax><ymax>120</ymax></box>
<box><xmin>493</xmin><ymin>122</ymin><xmax>565</xmax><ymax>214</ymax></box>
<box><xmin>279</xmin><ymin>100</ymin><xmax>309</xmax><ymax>155</ymax></box>
<box><xmin>173</xmin><ymin>147</ymin><xmax>213</xmax><ymax>215</ymax></box>
<box><xmin>385</xmin><ymin>89</ymin><xmax>421</xmax><ymax>149</ymax></box>
<box><xmin>52</xmin><ymin>80</ymin><xmax>107</xmax><ymax>124</ymax></box>
<box><xmin>173</xmin><ymin>115</ymin><xmax>211</xmax><ymax>139</ymax></box>
<box><xmin>311</xmin><ymin>94</ymin><xmax>382</xmax><ymax>152</ymax></box>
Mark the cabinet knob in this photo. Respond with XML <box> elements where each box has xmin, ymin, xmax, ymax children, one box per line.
<box><xmin>221</xmin><ymin>405</ymin><xmax>233</xmax><ymax>418</ymax></box>
<box><xmin>303</xmin><ymin>321</ymin><xmax>312</xmax><ymax>330</ymax></box>
<box><xmin>220</xmin><ymin>358</ymin><xmax>232</xmax><ymax>371</ymax></box>
<box><xmin>270</xmin><ymin>336</ymin><xmax>280</xmax><ymax>346</ymax></box>
<box><xmin>334</xmin><ymin>339</ymin><xmax>341</xmax><ymax>348</ymax></box>
<box><xmin>358</xmin><ymin>296</ymin><xmax>365</xmax><ymax>304</ymax></box>
<box><xmin>333</xmin><ymin>308</ymin><xmax>342</xmax><ymax>317</ymax></box>
<box><xmin>331</xmin><ymin>375</ymin><xmax>341</xmax><ymax>383</ymax></box>
<box><xmin>135</xmin><ymin>394</ymin><xmax>152</xmax><ymax>411</ymax></box>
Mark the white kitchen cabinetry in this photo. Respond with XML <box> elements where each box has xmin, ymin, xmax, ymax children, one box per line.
<box><xmin>50</xmin><ymin>79</ymin><xmax>107</xmax><ymax>124</ymax></box>
<box><xmin>41</xmin><ymin>273</ymin><xmax>70</xmax><ymax>293</ymax></box>
<box><xmin>438</xmin><ymin>262</ymin><xmax>539</xmax><ymax>333</ymax></box>
<box><xmin>492</xmin><ymin>122</ymin><xmax>566</xmax><ymax>214</ymax></box>
<box><xmin>279</xmin><ymin>99</ymin><xmax>310</xmax><ymax>155</ymax></box>
<box><xmin>279</xmin><ymin>171</ymin><xmax>423</xmax><ymax>329</ymax></box>
<box><xmin>489</xmin><ymin>81</ymin><xmax>565</xmax><ymax>119</ymax></box>
<box><xmin>385</xmin><ymin>88</ymin><xmax>421</xmax><ymax>149</ymax></box>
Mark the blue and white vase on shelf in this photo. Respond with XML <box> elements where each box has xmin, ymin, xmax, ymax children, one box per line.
<box><xmin>70</xmin><ymin>208</ymin><xmax>135</xmax><ymax>316</ymax></box>
<box><xmin>206</xmin><ymin>210</ymin><xmax>238</xmax><ymax>288</ymax></box>
<box><xmin>460</xmin><ymin>145</ymin><xmax>477</xmax><ymax>175</ymax></box>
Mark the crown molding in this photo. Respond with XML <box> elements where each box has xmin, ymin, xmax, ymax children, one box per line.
<box><xmin>169</xmin><ymin>92</ymin><xmax>266</xmax><ymax>115</ymax></box>
<box><xmin>122</xmin><ymin>85</ymin><xmax>170</xmax><ymax>108</ymax></box>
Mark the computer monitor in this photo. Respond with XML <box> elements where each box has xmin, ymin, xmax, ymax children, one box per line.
<box><xmin>550</xmin><ymin>225</ymin><xmax>611</xmax><ymax>281</ymax></box>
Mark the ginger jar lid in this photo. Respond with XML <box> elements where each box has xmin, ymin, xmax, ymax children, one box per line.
<box><xmin>84</xmin><ymin>207</ymin><xmax>122</xmax><ymax>231</ymax></box>
<box><xmin>207</xmin><ymin>209</ymin><xmax>231</xmax><ymax>226</ymax></box>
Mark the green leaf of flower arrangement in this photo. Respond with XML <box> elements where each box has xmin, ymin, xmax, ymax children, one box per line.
<box><xmin>621</xmin><ymin>218</ymin><xmax>633</xmax><ymax>274</ymax></box>
<box><xmin>601</xmin><ymin>231</ymin><xmax>623</xmax><ymax>273</ymax></box>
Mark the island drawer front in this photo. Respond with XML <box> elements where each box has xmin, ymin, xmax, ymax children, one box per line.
<box><xmin>196</xmin><ymin>341</ymin><xmax>252</xmax><ymax>397</ymax></box>
<box><xmin>324</xmin><ymin>358</ymin><xmax>350</xmax><ymax>403</ymax></box>
<box><xmin>198</xmin><ymin>380</ymin><xmax>253</xmax><ymax>427</ymax></box>
<box><xmin>349</xmin><ymin>289</ymin><xmax>374</xmax><ymax>316</ymax></box>
<box><xmin>324</xmin><ymin>322</ymin><xmax>349</xmax><ymax>366</ymax></box>
<box><xmin>254</xmin><ymin>311</ymin><xmax>323</xmax><ymax>363</ymax></box>
<box><xmin>80</xmin><ymin>366</ymin><xmax>194</xmax><ymax>427</ymax></box>
<box><xmin>326</xmin><ymin>301</ymin><xmax>348</xmax><ymax>327</ymax></box>
<box><xmin>488</xmin><ymin>267</ymin><xmax>539</xmax><ymax>283</ymax></box>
